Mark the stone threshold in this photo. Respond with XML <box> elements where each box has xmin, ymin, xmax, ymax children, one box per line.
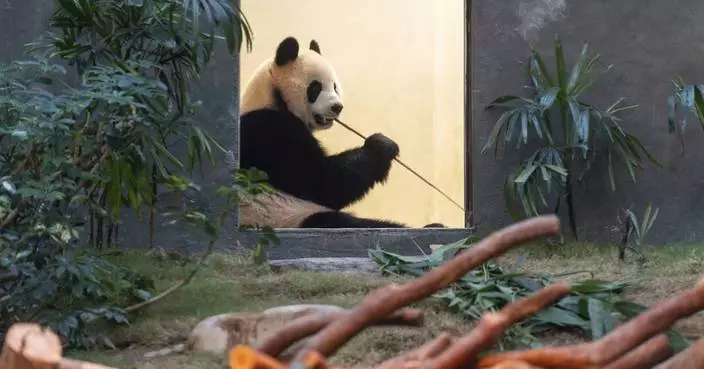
<box><xmin>268</xmin><ymin>257</ymin><xmax>382</xmax><ymax>274</ymax></box>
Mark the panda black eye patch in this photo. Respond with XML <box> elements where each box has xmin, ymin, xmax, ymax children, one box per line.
<box><xmin>307</xmin><ymin>80</ymin><xmax>322</xmax><ymax>103</ymax></box>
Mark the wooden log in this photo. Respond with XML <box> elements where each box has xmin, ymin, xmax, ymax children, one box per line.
<box><xmin>1</xmin><ymin>323</ymin><xmax>116</xmax><ymax>369</ymax></box>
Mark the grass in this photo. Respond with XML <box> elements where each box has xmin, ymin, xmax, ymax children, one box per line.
<box><xmin>67</xmin><ymin>242</ymin><xmax>704</xmax><ymax>369</ymax></box>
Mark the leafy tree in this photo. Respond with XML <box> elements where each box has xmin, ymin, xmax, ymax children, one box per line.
<box><xmin>26</xmin><ymin>0</ymin><xmax>253</xmax><ymax>247</ymax></box>
<box><xmin>0</xmin><ymin>0</ymin><xmax>260</xmax><ymax>347</ymax></box>
<box><xmin>482</xmin><ymin>36</ymin><xmax>658</xmax><ymax>239</ymax></box>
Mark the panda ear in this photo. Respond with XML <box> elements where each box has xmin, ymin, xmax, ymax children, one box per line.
<box><xmin>309</xmin><ymin>40</ymin><xmax>321</xmax><ymax>55</ymax></box>
<box><xmin>275</xmin><ymin>37</ymin><xmax>299</xmax><ymax>66</ymax></box>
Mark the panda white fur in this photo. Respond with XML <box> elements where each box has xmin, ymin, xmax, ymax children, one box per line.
<box><xmin>238</xmin><ymin>36</ymin><xmax>444</xmax><ymax>229</ymax></box>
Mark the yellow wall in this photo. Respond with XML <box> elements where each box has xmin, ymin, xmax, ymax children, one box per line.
<box><xmin>239</xmin><ymin>0</ymin><xmax>466</xmax><ymax>228</ymax></box>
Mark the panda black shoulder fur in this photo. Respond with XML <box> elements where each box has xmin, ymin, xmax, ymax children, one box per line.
<box><xmin>239</xmin><ymin>36</ymin><xmax>444</xmax><ymax>229</ymax></box>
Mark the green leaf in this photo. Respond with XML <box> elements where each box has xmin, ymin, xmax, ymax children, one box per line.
<box><xmin>11</xmin><ymin>130</ymin><xmax>28</xmax><ymax>140</ymax></box>
<box><xmin>693</xmin><ymin>85</ymin><xmax>704</xmax><ymax>131</ymax></box>
<box><xmin>482</xmin><ymin>110</ymin><xmax>513</xmax><ymax>155</ymax></box>
<box><xmin>554</xmin><ymin>35</ymin><xmax>568</xmax><ymax>96</ymax></box>
<box><xmin>514</xmin><ymin>164</ymin><xmax>538</xmax><ymax>184</ymax></box>
<box><xmin>520</xmin><ymin>111</ymin><xmax>529</xmax><ymax>144</ymax></box>
<box><xmin>530</xmin><ymin>114</ymin><xmax>545</xmax><ymax>140</ymax></box>
<box><xmin>531</xmin><ymin>306</ymin><xmax>588</xmax><ymax>329</ymax></box>
<box><xmin>251</xmin><ymin>243</ymin><xmax>267</xmax><ymax>265</ymax></box>
<box><xmin>572</xmin><ymin>279</ymin><xmax>633</xmax><ymax>294</ymax></box>
<box><xmin>544</xmin><ymin>164</ymin><xmax>568</xmax><ymax>177</ymax></box>
<box><xmin>2</xmin><ymin>181</ymin><xmax>17</xmax><ymax>194</ymax></box>
<box><xmin>668</xmin><ymin>87</ymin><xmax>680</xmax><ymax>134</ymax></box>
<box><xmin>567</xmin><ymin>43</ymin><xmax>590</xmax><ymax>93</ymax></box>
<box><xmin>134</xmin><ymin>289</ymin><xmax>152</xmax><ymax>301</ymax></box>
<box><xmin>487</xmin><ymin>95</ymin><xmax>521</xmax><ymax>108</ymax></box>
<box><xmin>576</xmin><ymin>109</ymin><xmax>590</xmax><ymax>144</ymax></box>
<box><xmin>539</xmin><ymin>87</ymin><xmax>559</xmax><ymax>108</ymax></box>
<box><xmin>529</xmin><ymin>48</ymin><xmax>554</xmax><ymax>89</ymax></box>
<box><xmin>586</xmin><ymin>297</ymin><xmax>614</xmax><ymax>339</ymax></box>
<box><xmin>607</xmin><ymin>149</ymin><xmax>616</xmax><ymax>192</ymax></box>
<box><xmin>613</xmin><ymin>301</ymin><xmax>690</xmax><ymax>351</ymax></box>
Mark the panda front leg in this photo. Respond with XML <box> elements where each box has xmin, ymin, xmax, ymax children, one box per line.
<box><xmin>300</xmin><ymin>211</ymin><xmax>407</xmax><ymax>228</ymax></box>
<box><xmin>322</xmin><ymin>133</ymin><xmax>400</xmax><ymax>210</ymax></box>
<box><xmin>300</xmin><ymin>211</ymin><xmax>447</xmax><ymax>228</ymax></box>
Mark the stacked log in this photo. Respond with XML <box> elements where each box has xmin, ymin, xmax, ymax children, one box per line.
<box><xmin>4</xmin><ymin>216</ymin><xmax>704</xmax><ymax>369</ymax></box>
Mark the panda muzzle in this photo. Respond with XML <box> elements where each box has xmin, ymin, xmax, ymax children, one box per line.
<box><xmin>314</xmin><ymin>114</ymin><xmax>334</xmax><ymax>128</ymax></box>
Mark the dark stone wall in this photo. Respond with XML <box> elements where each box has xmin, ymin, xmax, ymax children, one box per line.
<box><xmin>0</xmin><ymin>0</ymin><xmax>240</xmax><ymax>253</ymax></box>
<box><xmin>0</xmin><ymin>2</ymin><xmax>54</xmax><ymax>62</ymax></box>
<box><xmin>472</xmin><ymin>0</ymin><xmax>704</xmax><ymax>244</ymax></box>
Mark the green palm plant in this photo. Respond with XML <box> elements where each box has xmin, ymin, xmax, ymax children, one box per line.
<box><xmin>667</xmin><ymin>78</ymin><xmax>704</xmax><ymax>141</ymax></box>
<box><xmin>483</xmin><ymin>36</ymin><xmax>658</xmax><ymax>239</ymax></box>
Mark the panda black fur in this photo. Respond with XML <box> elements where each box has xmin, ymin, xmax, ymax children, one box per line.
<box><xmin>239</xmin><ymin>36</ymin><xmax>444</xmax><ymax>229</ymax></box>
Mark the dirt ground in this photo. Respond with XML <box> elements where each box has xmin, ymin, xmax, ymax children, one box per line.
<box><xmin>68</xmin><ymin>241</ymin><xmax>704</xmax><ymax>369</ymax></box>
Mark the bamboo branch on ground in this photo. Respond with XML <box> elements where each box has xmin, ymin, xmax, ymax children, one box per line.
<box><xmin>123</xmin><ymin>238</ymin><xmax>217</xmax><ymax>313</ymax></box>
<box><xmin>257</xmin><ymin>307</ymin><xmax>425</xmax><ymax>359</ymax></box>
<box><xmin>475</xmin><ymin>278</ymin><xmax>704</xmax><ymax>369</ymax></box>
<box><xmin>289</xmin><ymin>215</ymin><xmax>561</xmax><ymax>362</ymax></box>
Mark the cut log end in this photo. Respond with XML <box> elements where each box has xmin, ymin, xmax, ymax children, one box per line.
<box><xmin>2</xmin><ymin>323</ymin><xmax>63</xmax><ymax>369</ymax></box>
<box><xmin>1</xmin><ymin>323</ymin><xmax>117</xmax><ymax>369</ymax></box>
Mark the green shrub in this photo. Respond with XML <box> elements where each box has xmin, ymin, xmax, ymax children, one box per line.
<box><xmin>0</xmin><ymin>0</ymin><xmax>255</xmax><ymax>348</ymax></box>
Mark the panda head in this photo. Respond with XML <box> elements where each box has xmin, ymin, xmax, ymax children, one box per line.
<box><xmin>248</xmin><ymin>37</ymin><xmax>344</xmax><ymax>131</ymax></box>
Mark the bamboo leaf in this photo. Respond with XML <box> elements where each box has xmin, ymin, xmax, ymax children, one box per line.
<box><xmin>554</xmin><ymin>35</ymin><xmax>568</xmax><ymax>95</ymax></box>
<box><xmin>567</xmin><ymin>43</ymin><xmax>590</xmax><ymax>93</ymax></box>
<box><xmin>529</xmin><ymin>48</ymin><xmax>555</xmax><ymax>89</ymax></box>
<box><xmin>532</xmin><ymin>306</ymin><xmax>589</xmax><ymax>329</ymax></box>
<box><xmin>693</xmin><ymin>85</ymin><xmax>704</xmax><ymax>131</ymax></box>
<box><xmin>539</xmin><ymin>87</ymin><xmax>560</xmax><ymax>109</ymax></box>
<box><xmin>540</xmin><ymin>166</ymin><xmax>551</xmax><ymax>185</ymax></box>
<box><xmin>607</xmin><ymin>149</ymin><xmax>616</xmax><ymax>192</ymax></box>
<box><xmin>643</xmin><ymin>204</ymin><xmax>660</xmax><ymax>237</ymax></box>
<box><xmin>520</xmin><ymin>111</ymin><xmax>529</xmax><ymax>144</ymax></box>
<box><xmin>544</xmin><ymin>164</ymin><xmax>568</xmax><ymax>177</ymax></box>
<box><xmin>482</xmin><ymin>110</ymin><xmax>513</xmax><ymax>155</ymax></box>
<box><xmin>487</xmin><ymin>95</ymin><xmax>521</xmax><ymax>108</ymax></box>
<box><xmin>667</xmin><ymin>95</ymin><xmax>678</xmax><ymax>134</ymax></box>
<box><xmin>587</xmin><ymin>297</ymin><xmax>614</xmax><ymax>339</ymax></box>
<box><xmin>530</xmin><ymin>114</ymin><xmax>545</xmax><ymax>140</ymax></box>
<box><xmin>514</xmin><ymin>164</ymin><xmax>538</xmax><ymax>184</ymax></box>
<box><xmin>625</xmin><ymin>208</ymin><xmax>642</xmax><ymax>239</ymax></box>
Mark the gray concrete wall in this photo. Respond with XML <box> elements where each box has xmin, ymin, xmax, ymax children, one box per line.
<box><xmin>472</xmin><ymin>0</ymin><xmax>704</xmax><ymax>244</ymax></box>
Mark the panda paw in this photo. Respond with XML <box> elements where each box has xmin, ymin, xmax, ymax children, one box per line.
<box><xmin>423</xmin><ymin>223</ymin><xmax>446</xmax><ymax>228</ymax></box>
<box><xmin>364</xmin><ymin>133</ymin><xmax>399</xmax><ymax>161</ymax></box>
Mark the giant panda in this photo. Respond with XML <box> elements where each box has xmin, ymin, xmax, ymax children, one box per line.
<box><xmin>238</xmin><ymin>36</ymin><xmax>444</xmax><ymax>229</ymax></box>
